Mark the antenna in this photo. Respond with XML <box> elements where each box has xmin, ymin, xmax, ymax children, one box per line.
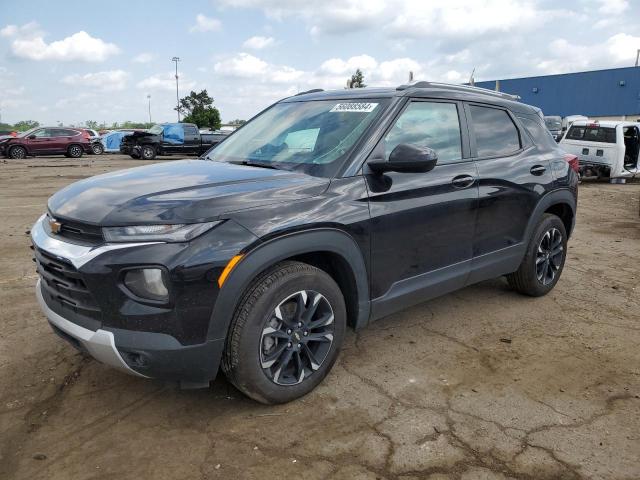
<box><xmin>408</xmin><ymin>71</ymin><xmax>414</xmax><ymax>82</ymax></box>
<box><xmin>469</xmin><ymin>67</ymin><xmax>476</xmax><ymax>86</ymax></box>
<box><xmin>636</xmin><ymin>49</ymin><xmax>640</xmax><ymax>67</ymax></box>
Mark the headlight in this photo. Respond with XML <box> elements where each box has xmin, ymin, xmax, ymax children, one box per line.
<box><xmin>103</xmin><ymin>221</ymin><xmax>221</xmax><ymax>243</ymax></box>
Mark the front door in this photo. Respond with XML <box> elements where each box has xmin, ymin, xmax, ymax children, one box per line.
<box><xmin>26</xmin><ymin>128</ymin><xmax>54</xmax><ymax>154</ymax></box>
<box><xmin>366</xmin><ymin>99</ymin><xmax>478</xmax><ymax>319</ymax></box>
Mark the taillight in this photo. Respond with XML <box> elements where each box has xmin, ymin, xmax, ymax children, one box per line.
<box><xmin>564</xmin><ymin>153</ymin><xmax>579</xmax><ymax>173</ymax></box>
<box><xmin>82</xmin><ymin>131</ymin><xmax>90</xmax><ymax>140</ymax></box>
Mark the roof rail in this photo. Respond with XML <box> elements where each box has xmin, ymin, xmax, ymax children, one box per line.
<box><xmin>396</xmin><ymin>81</ymin><xmax>521</xmax><ymax>101</ymax></box>
<box><xmin>295</xmin><ymin>88</ymin><xmax>324</xmax><ymax>96</ymax></box>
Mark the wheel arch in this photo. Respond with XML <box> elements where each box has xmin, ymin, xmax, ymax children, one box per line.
<box><xmin>524</xmin><ymin>189</ymin><xmax>576</xmax><ymax>242</ymax></box>
<box><xmin>8</xmin><ymin>143</ymin><xmax>29</xmax><ymax>155</ymax></box>
<box><xmin>207</xmin><ymin>228</ymin><xmax>370</xmax><ymax>342</ymax></box>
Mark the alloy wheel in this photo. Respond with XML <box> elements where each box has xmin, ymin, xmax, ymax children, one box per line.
<box><xmin>10</xmin><ymin>147</ymin><xmax>26</xmax><ymax>159</ymax></box>
<box><xmin>69</xmin><ymin>146</ymin><xmax>82</xmax><ymax>157</ymax></box>
<box><xmin>536</xmin><ymin>227</ymin><xmax>563</xmax><ymax>285</ymax></box>
<box><xmin>260</xmin><ymin>290</ymin><xmax>335</xmax><ymax>386</ymax></box>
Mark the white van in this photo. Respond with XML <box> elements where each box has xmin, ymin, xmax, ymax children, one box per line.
<box><xmin>559</xmin><ymin>121</ymin><xmax>640</xmax><ymax>180</ymax></box>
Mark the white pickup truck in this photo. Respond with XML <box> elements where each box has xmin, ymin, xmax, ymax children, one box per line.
<box><xmin>559</xmin><ymin>120</ymin><xmax>640</xmax><ymax>181</ymax></box>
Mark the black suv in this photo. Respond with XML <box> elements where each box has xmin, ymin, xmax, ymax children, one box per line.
<box><xmin>32</xmin><ymin>82</ymin><xmax>578</xmax><ymax>404</ymax></box>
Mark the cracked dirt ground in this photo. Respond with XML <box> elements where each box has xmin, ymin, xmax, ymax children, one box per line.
<box><xmin>1</xmin><ymin>156</ymin><xmax>639</xmax><ymax>480</ymax></box>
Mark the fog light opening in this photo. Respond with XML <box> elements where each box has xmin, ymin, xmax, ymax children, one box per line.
<box><xmin>124</xmin><ymin>268</ymin><xmax>169</xmax><ymax>301</ymax></box>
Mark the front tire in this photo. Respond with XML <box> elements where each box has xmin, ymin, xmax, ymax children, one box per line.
<box><xmin>9</xmin><ymin>146</ymin><xmax>27</xmax><ymax>159</ymax></box>
<box><xmin>507</xmin><ymin>213</ymin><xmax>567</xmax><ymax>296</ymax></box>
<box><xmin>141</xmin><ymin>145</ymin><xmax>156</xmax><ymax>160</ymax></box>
<box><xmin>222</xmin><ymin>261</ymin><xmax>346</xmax><ymax>404</ymax></box>
<box><xmin>92</xmin><ymin>142</ymin><xmax>104</xmax><ymax>155</ymax></box>
<box><xmin>67</xmin><ymin>144</ymin><xmax>83</xmax><ymax>158</ymax></box>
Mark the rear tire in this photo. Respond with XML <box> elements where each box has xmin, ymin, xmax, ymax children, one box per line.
<box><xmin>222</xmin><ymin>261</ymin><xmax>346</xmax><ymax>404</ymax></box>
<box><xmin>507</xmin><ymin>213</ymin><xmax>567</xmax><ymax>297</ymax></box>
<box><xmin>9</xmin><ymin>146</ymin><xmax>27</xmax><ymax>159</ymax></box>
<box><xmin>67</xmin><ymin>144</ymin><xmax>83</xmax><ymax>158</ymax></box>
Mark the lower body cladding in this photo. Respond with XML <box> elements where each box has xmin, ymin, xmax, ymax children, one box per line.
<box><xmin>31</xmin><ymin>214</ymin><xmax>259</xmax><ymax>386</ymax></box>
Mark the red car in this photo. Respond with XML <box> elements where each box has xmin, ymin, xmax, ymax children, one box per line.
<box><xmin>0</xmin><ymin>127</ymin><xmax>93</xmax><ymax>159</ymax></box>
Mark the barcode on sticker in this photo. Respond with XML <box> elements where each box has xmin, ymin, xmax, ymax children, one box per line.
<box><xmin>330</xmin><ymin>102</ymin><xmax>378</xmax><ymax>113</ymax></box>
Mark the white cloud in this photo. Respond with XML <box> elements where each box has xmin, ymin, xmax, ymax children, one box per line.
<box><xmin>597</xmin><ymin>0</ymin><xmax>628</xmax><ymax>15</ymax></box>
<box><xmin>132</xmin><ymin>52</ymin><xmax>155</xmax><ymax>63</ymax></box>
<box><xmin>10</xmin><ymin>30</ymin><xmax>119</xmax><ymax>62</ymax></box>
<box><xmin>215</xmin><ymin>53</ymin><xmax>306</xmax><ymax>84</ymax></box>
<box><xmin>62</xmin><ymin>70</ymin><xmax>129</xmax><ymax>91</ymax></box>
<box><xmin>0</xmin><ymin>21</ymin><xmax>42</xmax><ymax>39</ymax></box>
<box><xmin>243</xmin><ymin>35</ymin><xmax>275</xmax><ymax>49</ymax></box>
<box><xmin>319</xmin><ymin>54</ymin><xmax>377</xmax><ymax>75</ymax></box>
<box><xmin>137</xmin><ymin>72</ymin><xmax>197</xmax><ymax>91</ymax></box>
<box><xmin>189</xmin><ymin>14</ymin><xmax>222</xmax><ymax>33</ymax></box>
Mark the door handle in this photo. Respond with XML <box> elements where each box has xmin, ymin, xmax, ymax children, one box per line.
<box><xmin>530</xmin><ymin>165</ymin><xmax>546</xmax><ymax>176</ymax></box>
<box><xmin>451</xmin><ymin>175</ymin><xmax>475</xmax><ymax>189</ymax></box>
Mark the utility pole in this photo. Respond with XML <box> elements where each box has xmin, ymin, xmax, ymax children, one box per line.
<box><xmin>172</xmin><ymin>57</ymin><xmax>180</xmax><ymax>122</ymax></box>
<box><xmin>147</xmin><ymin>94</ymin><xmax>152</xmax><ymax>123</ymax></box>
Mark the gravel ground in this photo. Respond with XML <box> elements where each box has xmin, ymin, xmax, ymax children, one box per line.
<box><xmin>0</xmin><ymin>154</ymin><xmax>639</xmax><ymax>480</ymax></box>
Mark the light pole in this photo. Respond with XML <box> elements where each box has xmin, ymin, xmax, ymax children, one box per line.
<box><xmin>172</xmin><ymin>56</ymin><xmax>180</xmax><ymax>122</ymax></box>
<box><xmin>147</xmin><ymin>94</ymin><xmax>152</xmax><ymax>124</ymax></box>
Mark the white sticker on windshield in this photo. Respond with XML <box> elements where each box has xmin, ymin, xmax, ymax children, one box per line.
<box><xmin>330</xmin><ymin>102</ymin><xmax>378</xmax><ymax>113</ymax></box>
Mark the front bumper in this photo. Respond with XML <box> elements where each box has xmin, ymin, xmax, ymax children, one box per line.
<box><xmin>36</xmin><ymin>279</ymin><xmax>146</xmax><ymax>377</ymax></box>
<box><xmin>30</xmin><ymin>214</ymin><xmax>254</xmax><ymax>383</ymax></box>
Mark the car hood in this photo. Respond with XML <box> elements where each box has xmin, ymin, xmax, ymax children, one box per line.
<box><xmin>48</xmin><ymin>159</ymin><xmax>329</xmax><ymax>225</ymax></box>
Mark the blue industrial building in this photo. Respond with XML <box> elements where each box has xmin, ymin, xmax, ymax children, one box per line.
<box><xmin>474</xmin><ymin>66</ymin><xmax>640</xmax><ymax>119</ymax></box>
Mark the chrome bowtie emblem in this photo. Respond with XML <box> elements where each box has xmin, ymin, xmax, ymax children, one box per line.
<box><xmin>48</xmin><ymin>217</ymin><xmax>62</xmax><ymax>234</ymax></box>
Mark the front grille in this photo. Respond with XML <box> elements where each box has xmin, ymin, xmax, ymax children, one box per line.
<box><xmin>47</xmin><ymin>214</ymin><xmax>104</xmax><ymax>246</ymax></box>
<box><xmin>34</xmin><ymin>247</ymin><xmax>101</xmax><ymax>330</ymax></box>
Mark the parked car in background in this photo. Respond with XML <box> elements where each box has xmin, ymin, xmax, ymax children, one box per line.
<box><xmin>83</xmin><ymin>128</ymin><xmax>105</xmax><ymax>155</ymax></box>
<box><xmin>0</xmin><ymin>127</ymin><xmax>92</xmax><ymax>159</ymax></box>
<box><xmin>101</xmin><ymin>130</ymin><xmax>136</xmax><ymax>153</ymax></box>
<box><xmin>544</xmin><ymin>116</ymin><xmax>563</xmax><ymax>142</ymax></box>
<box><xmin>120</xmin><ymin>123</ymin><xmax>219</xmax><ymax>159</ymax></box>
<box><xmin>559</xmin><ymin>120</ymin><xmax>640</xmax><ymax>181</ymax></box>
<box><xmin>33</xmin><ymin>82</ymin><xmax>578</xmax><ymax>404</ymax></box>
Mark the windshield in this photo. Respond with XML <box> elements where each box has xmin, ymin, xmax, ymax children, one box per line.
<box><xmin>18</xmin><ymin>127</ymin><xmax>40</xmax><ymax>138</ymax></box>
<box><xmin>206</xmin><ymin>99</ymin><xmax>388</xmax><ymax>177</ymax></box>
<box><xmin>544</xmin><ymin>117</ymin><xmax>562</xmax><ymax>130</ymax></box>
<box><xmin>149</xmin><ymin>124</ymin><xmax>164</xmax><ymax>135</ymax></box>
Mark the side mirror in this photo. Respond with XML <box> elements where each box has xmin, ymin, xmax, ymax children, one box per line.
<box><xmin>28</xmin><ymin>135</ymin><xmax>36</xmax><ymax>139</ymax></box>
<box><xmin>368</xmin><ymin>144</ymin><xmax>438</xmax><ymax>174</ymax></box>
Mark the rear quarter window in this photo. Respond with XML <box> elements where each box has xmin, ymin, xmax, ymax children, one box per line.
<box><xmin>518</xmin><ymin>116</ymin><xmax>557</xmax><ymax>149</ymax></box>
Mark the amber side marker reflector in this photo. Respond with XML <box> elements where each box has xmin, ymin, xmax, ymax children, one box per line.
<box><xmin>218</xmin><ymin>254</ymin><xmax>244</xmax><ymax>288</ymax></box>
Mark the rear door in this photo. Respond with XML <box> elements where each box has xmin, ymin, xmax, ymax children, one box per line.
<box><xmin>366</xmin><ymin>98</ymin><xmax>479</xmax><ymax>318</ymax></box>
<box><xmin>183</xmin><ymin>124</ymin><xmax>200</xmax><ymax>154</ymax></box>
<box><xmin>466</xmin><ymin>103</ymin><xmax>555</xmax><ymax>283</ymax></box>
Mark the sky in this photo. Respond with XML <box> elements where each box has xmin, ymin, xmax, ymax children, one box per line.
<box><xmin>0</xmin><ymin>0</ymin><xmax>639</xmax><ymax>126</ymax></box>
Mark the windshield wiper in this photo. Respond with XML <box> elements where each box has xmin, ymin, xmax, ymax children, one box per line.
<box><xmin>238</xmin><ymin>160</ymin><xmax>282</xmax><ymax>170</ymax></box>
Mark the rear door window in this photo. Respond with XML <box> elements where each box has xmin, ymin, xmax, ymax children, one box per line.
<box><xmin>184</xmin><ymin>126</ymin><xmax>198</xmax><ymax>136</ymax></box>
<box><xmin>566</xmin><ymin>125</ymin><xmax>616</xmax><ymax>143</ymax></box>
<box><xmin>469</xmin><ymin>105</ymin><xmax>521</xmax><ymax>157</ymax></box>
